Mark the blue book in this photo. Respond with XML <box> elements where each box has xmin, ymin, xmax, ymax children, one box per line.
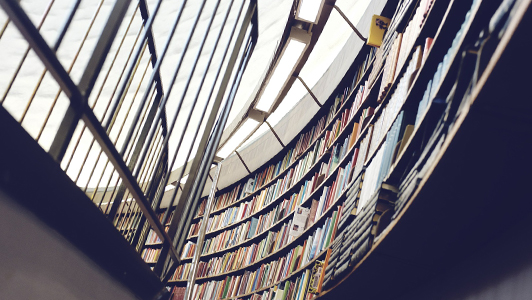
<box><xmin>248</xmin><ymin>217</ymin><xmax>259</xmax><ymax>239</ymax></box>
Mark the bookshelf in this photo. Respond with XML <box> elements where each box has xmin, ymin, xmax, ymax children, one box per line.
<box><xmin>167</xmin><ymin>0</ymin><xmax>532</xmax><ymax>299</ymax></box>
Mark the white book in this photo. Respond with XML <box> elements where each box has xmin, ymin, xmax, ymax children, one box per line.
<box><xmin>289</xmin><ymin>206</ymin><xmax>311</xmax><ymax>237</ymax></box>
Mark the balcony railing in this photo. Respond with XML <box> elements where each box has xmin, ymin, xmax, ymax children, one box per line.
<box><xmin>0</xmin><ymin>0</ymin><xmax>258</xmax><ymax>294</ymax></box>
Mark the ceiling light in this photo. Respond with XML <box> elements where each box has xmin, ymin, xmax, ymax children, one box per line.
<box><xmin>296</xmin><ymin>0</ymin><xmax>325</xmax><ymax>23</ymax></box>
<box><xmin>255</xmin><ymin>38</ymin><xmax>307</xmax><ymax>112</ymax></box>
<box><xmin>217</xmin><ymin>119</ymin><xmax>260</xmax><ymax>158</ymax></box>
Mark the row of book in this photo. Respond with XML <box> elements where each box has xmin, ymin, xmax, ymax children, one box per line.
<box><xmin>416</xmin><ymin>0</ymin><xmax>479</xmax><ymax>128</ymax></box>
<box><xmin>349</xmin><ymin>47</ymin><xmax>377</xmax><ymax>92</ymax></box>
<box><xmin>396</xmin><ymin>0</ymin><xmax>482</xmax><ymax>219</ymax></box>
<box><xmin>323</xmin><ymin>179</ymin><xmax>398</xmax><ymax>290</ymax></box>
<box><xmin>191</xmin><ymin>182</ymin><xmax>316</xmax><ymax>251</ymax></box>
<box><xmin>141</xmin><ymin>247</ymin><xmax>161</xmax><ymax>263</ymax></box>
<box><xmin>238</xmin><ymin>269</ymin><xmax>314</xmax><ymax>300</ymax></box>
<box><xmin>192</xmin><ymin>108</ymin><xmax>329</xmax><ymax>219</ymax></box>
<box><xmin>186</xmin><ymin>137</ymin><xmax>358</xmax><ymax>259</ymax></box>
<box><xmin>181</xmin><ymin>208</ymin><xmax>342</xmax><ymax>299</ymax></box>
<box><xmin>191</xmin><ymin>125</ymin><xmax>341</xmax><ymax>230</ymax></box>
<box><xmin>145</xmin><ymin>228</ymin><xmax>163</xmax><ymax>245</ymax></box>
<box><xmin>181</xmin><ymin>241</ymin><xmax>196</xmax><ymax>259</ymax></box>
<box><xmin>198</xmin><ymin>220</ymin><xmax>295</xmax><ymax>268</ymax></box>
<box><xmin>179</xmin><ymin>177</ymin><xmax>346</xmax><ymax>279</ymax></box>
<box><xmin>396</xmin><ymin>0</ymin><xmax>435</xmax><ymax>80</ymax></box>
<box><xmin>189</xmin><ymin>165</ymin><xmax>324</xmax><ymax>241</ymax></box>
<box><xmin>368</xmin><ymin>44</ymin><xmax>424</xmax><ymax>161</ymax></box>
<box><xmin>171</xmin><ymin>262</ymin><xmax>193</xmax><ymax>281</ymax></box>
<box><xmin>187</xmin><ymin>126</ymin><xmax>356</xmax><ymax>239</ymax></box>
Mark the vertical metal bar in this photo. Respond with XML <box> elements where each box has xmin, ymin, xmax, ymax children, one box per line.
<box><xmin>91</xmin><ymin>87</ymin><xmax>156</xmax><ymax>197</ymax></box>
<box><xmin>77</xmin><ymin>0</ymin><xmax>132</xmax><ymax>97</ymax></box>
<box><xmin>333</xmin><ymin>5</ymin><xmax>367</xmax><ymax>41</ymax></box>
<box><xmin>296</xmin><ymin>75</ymin><xmax>322</xmax><ymax>107</ymax></box>
<box><xmin>106</xmin><ymin>92</ymin><xmax>160</xmax><ymax>219</ymax></box>
<box><xmin>147</xmin><ymin>0</ymin><xmax>231</xmax><ymax>226</ymax></box>
<box><xmin>159</xmin><ymin>1</ymin><xmax>256</xmax><ymax>276</ymax></box>
<box><xmin>49</xmin><ymin>105</ymin><xmax>82</xmax><ymax>162</ymax></box>
<box><xmin>131</xmin><ymin>0</ymin><xmax>208</xmax><ymax>174</ymax></box>
<box><xmin>265</xmin><ymin>120</ymin><xmax>285</xmax><ymax>147</ymax></box>
<box><xmin>0</xmin><ymin>18</ymin><xmax>10</xmax><ymax>39</ymax></box>
<box><xmin>153</xmin><ymin>1</ymin><xmax>250</xmax><ymax>274</ymax></box>
<box><xmin>103</xmin><ymin>0</ymin><xmax>165</xmax><ymax>130</ymax></box>
<box><xmin>137</xmin><ymin>0</ymin><xmax>164</xmax><ymax>97</ymax></box>
<box><xmin>50</xmin><ymin>0</ymin><xmax>132</xmax><ymax>162</ymax></box>
<box><xmin>52</xmin><ymin>0</ymin><xmax>82</xmax><ymax>51</ymax></box>
<box><xmin>0</xmin><ymin>0</ymin><xmax>55</xmax><ymax>106</ymax></box>
<box><xmin>235</xmin><ymin>150</ymin><xmax>251</xmax><ymax>173</ymax></box>
<box><xmin>184</xmin><ymin>162</ymin><xmax>222</xmax><ymax>300</ymax></box>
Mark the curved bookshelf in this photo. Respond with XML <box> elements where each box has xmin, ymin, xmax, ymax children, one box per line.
<box><xmin>191</xmin><ymin>49</ymin><xmax>378</xmax><ymax>223</ymax></box>
<box><xmin>364</xmin><ymin>0</ymin><xmax>483</xmax><ymax>168</ymax></box>
<box><xmin>185</xmin><ymin>66</ymin><xmax>379</xmax><ymax>245</ymax></box>
<box><xmin>166</xmin><ymin>0</ymin><xmax>529</xmax><ymax>299</ymax></box>
<box><xmin>180</xmin><ymin>138</ymin><xmax>362</xmax><ymax>263</ymax></box>
<box><xmin>316</xmin><ymin>0</ymin><xmax>528</xmax><ymax>299</ymax></box>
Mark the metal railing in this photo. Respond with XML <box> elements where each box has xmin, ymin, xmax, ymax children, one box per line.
<box><xmin>0</xmin><ymin>0</ymin><xmax>258</xmax><ymax>287</ymax></box>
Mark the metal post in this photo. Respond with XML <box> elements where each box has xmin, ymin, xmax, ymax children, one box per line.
<box><xmin>184</xmin><ymin>162</ymin><xmax>222</xmax><ymax>300</ymax></box>
<box><xmin>333</xmin><ymin>4</ymin><xmax>367</xmax><ymax>42</ymax></box>
<box><xmin>296</xmin><ymin>75</ymin><xmax>322</xmax><ymax>108</ymax></box>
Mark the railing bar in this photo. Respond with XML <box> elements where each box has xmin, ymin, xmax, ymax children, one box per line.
<box><xmin>34</xmin><ymin>0</ymin><xmax>107</xmax><ymax>140</ymax></box>
<box><xmin>139</xmin><ymin>131</ymin><xmax>163</xmax><ymax>192</ymax></box>
<box><xmin>103</xmin><ymin>173</ymin><xmax>123</xmax><ymax>215</ymax></box>
<box><xmin>84</xmin><ymin>81</ymin><xmax>152</xmax><ymax>195</ymax></box>
<box><xmin>115</xmin><ymin>190</ymin><xmax>133</xmax><ymax>229</ymax></box>
<box><xmin>119</xmin><ymin>0</ymin><xmax>196</xmax><ymax>158</ymax></box>
<box><xmin>107</xmin><ymin>53</ymin><xmax>151</xmax><ymax>155</ymax></box>
<box><xmin>82</xmin><ymin>109</ymin><xmax>180</xmax><ymax>264</ymax></box>
<box><xmin>158</xmin><ymin>0</ymin><xmax>240</xmax><ymax>226</ymax></box>
<box><xmin>137</xmin><ymin>0</ymin><xmax>164</xmax><ymax>97</ymax></box>
<box><xmin>89</xmin><ymin>3</ymin><xmax>140</xmax><ymax>110</ymax></box>
<box><xmin>123</xmin><ymin>85</ymin><xmax>158</xmax><ymax>162</ymax></box>
<box><xmin>0</xmin><ymin>0</ymin><xmax>55</xmax><ymax>106</ymax></box>
<box><xmin>137</xmin><ymin>127</ymin><xmax>162</xmax><ymax>191</ymax></box>
<box><xmin>106</xmin><ymin>40</ymin><xmax>148</xmax><ymax>143</ymax></box>
<box><xmin>122</xmin><ymin>199</ymin><xmax>139</xmax><ymax>238</ymax></box>
<box><xmin>93</xmin><ymin>162</ymin><xmax>114</xmax><ymax>207</ymax></box>
<box><xmin>103</xmin><ymin>0</ymin><xmax>165</xmax><ymax>130</ymax></box>
<box><xmin>0</xmin><ymin>18</ymin><xmax>10</xmax><ymax>39</ymax></box>
<box><xmin>144</xmin><ymin>132</ymin><xmax>166</xmax><ymax>192</ymax></box>
<box><xmin>128</xmin><ymin>205</ymin><xmax>143</xmax><ymax>243</ymax></box>
<box><xmin>132</xmin><ymin>0</ymin><xmax>211</xmax><ymax>177</ymax></box>
<box><xmin>95</xmin><ymin>19</ymin><xmax>145</xmax><ymax>123</ymax></box>
<box><xmin>52</xmin><ymin>0</ymin><xmax>82</xmax><ymax>52</ymax></box>
<box><xmin>64</xmin><ymin>42</ymin><xmax>148</xmax><ymax>172</ymax></box>
<box><xmin>77</xmin><ymin>0</ymin><xmax>133</xmax><ymax>98</ymax></box>
<box><xmin>96</xmin><ymin>85</ymin><xmax>156</xmax><ymax>209</ymax></box>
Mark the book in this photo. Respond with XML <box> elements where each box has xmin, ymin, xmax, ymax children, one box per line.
<box><xmin>307</xmin><ymin>199</ymin><xmax>319</xmax><ymax>226</ymax></box>
<box><xmin>289</xmin><ymin>206</ymin><xmax>310</xmax><ymax>237</ymax></box>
